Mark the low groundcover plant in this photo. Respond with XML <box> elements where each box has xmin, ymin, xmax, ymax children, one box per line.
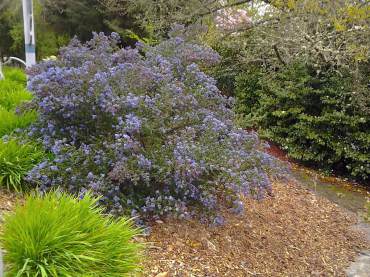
<box><xmin>1</xmin><ymin>191</ymin><xmax>142</xmax><ymax>276</ymax></box>
<box><xmin>26</xmin><ymin>25</ymin><xmax>281</xmax><ymax>223</ymax></box>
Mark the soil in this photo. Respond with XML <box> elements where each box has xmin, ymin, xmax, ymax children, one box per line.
<box><xmin>142</xmin><ymin>181</ymin><xmax>367</xmax><ymax>276</ymax></box>
<box><xmin>265</xmin><ymin>142</ymin><xmax>290</xmax><ymax>162</ymax></box>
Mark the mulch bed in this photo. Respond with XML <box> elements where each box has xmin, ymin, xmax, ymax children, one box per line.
<box><xmin>0</xmin><ymin>189</ymin><xmax>21</xmax><ymax>233</ymax></box>
<box><xmin>142</xmin><ymin>181</ymin><xmax>368</xmax><ymax>276</ymax></box>
<box><xmin>0</xmin><ymin>182</ymin><xmax>367</xmax><ymax>276</ymax></box>
<box><xmin>0</xmin><ymin>189</ymin><xmax>17</xmax><ymax>216</ymax></box>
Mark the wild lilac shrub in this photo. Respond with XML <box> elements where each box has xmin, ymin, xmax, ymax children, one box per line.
<box><xmin>27</xmin><ymin>29</ymin><xmax>278</xmax><ymax>222</ymax></box>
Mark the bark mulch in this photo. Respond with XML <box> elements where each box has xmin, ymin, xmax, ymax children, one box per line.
<box><xmin>0</xmin><ymin>183</ymin><xmax>366</xmax><ymax>276</ymax></box>
<box><xmin>0</xmin><ymin>189</ymin><xmax>17</xmax><ymax>217</ymax></box>
<box><xmin>142</xmin><ymin>181</ymin><xmax>367</xmax><ymax>277</ymax></box>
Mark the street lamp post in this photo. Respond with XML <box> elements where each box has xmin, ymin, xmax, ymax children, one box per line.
<box><xmin>22</xmin><ymin>0</ymin><xmax>36</xmax><ymax>67</ymax></box>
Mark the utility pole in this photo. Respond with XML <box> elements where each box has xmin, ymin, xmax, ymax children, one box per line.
<box><xmin>0</xmin><ymin>0</ymin><xmax>33</xmax><ymax>80</ymax></box>
<box><xmin>22</xmin><ymin>0</ymin><xmax>36</xmax><ymax>67</ymax></box>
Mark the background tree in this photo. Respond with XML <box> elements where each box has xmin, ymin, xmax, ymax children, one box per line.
<box><xmin>98</xmin><ymin>0</ymin><xmax>271</xmax><ymax>37</ymax></box>
<box><xmin>0</xmin><ymin>0</ymin><xmax>145</xmax><ymax>60</ymax></box>
<box><xmin>220</xmin><ymin>0</ymin><xmax>370</xmax><ymax>181</ymax></box>
<box><xmin>99</xmin><ymin>0</ymin><xmax>369</xmax><ymax>75</ymax></box>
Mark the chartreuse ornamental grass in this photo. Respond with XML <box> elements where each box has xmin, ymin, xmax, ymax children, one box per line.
<box><xmin>0</xmin><ymin>67</ymin><xmax>28</xmax><ymax>111</ymax></box>
<box><xmin>0</xmin><ymin>67</ymin><xmax>35</xmax><ymax>137</ymax></box>
<box><xmin>1</xmin><ymin>191</ymin><xmax>143</xmax><ymax>277</ymax></box>
<box><xmin>0</xmin><ymin>108</ymin><xmax>38</xmax><ymax>137</ymax></box>
<box><xmin>2</xmin><ymin>67</ymin><xmax>27</xmax><ymax>86</ymax></box>
<box><xmin>0</xmin><ymin>67</ymin><xmax>41</xmax><ymax>191</ymax></box>
<box><xmin>0</xmin><ymin>139</ymin><xmax>45</xmax><ymax>191</ymax></box>
<box><xmin>0</xmin><ymin>81</ymin><xmax>33</xmax><ymax>110</ymax></box>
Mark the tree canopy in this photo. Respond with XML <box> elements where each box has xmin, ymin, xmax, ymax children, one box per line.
<box><xmin>0</xmin><ymin>0</ymin><xmax>145</xmax><ymax>60</ymax></box>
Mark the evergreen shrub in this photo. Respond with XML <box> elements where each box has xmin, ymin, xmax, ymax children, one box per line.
<box><xmin>235</xmin><ymin>62</ymin><xmax>369</xmax><ymax>180</ymax></box>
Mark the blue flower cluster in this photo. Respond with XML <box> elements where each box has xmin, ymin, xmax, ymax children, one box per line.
<box><xmin>27</xmin><ymin>27</ymin><xmax>280</xmax><ymax>222</ymax></box>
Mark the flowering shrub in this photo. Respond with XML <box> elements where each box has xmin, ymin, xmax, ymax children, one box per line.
<box><xmin>27</xmin><ymin>27</ymin><xmax>279</xmax><ymax>222</ymax></box>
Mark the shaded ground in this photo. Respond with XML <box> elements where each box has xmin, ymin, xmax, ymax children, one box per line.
<box><xmin>142</xmin><ymin>182</ymin><xmax>367</xmax><ymax>276</ymax></box>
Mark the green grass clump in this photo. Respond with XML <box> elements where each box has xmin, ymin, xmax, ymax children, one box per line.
<box><xmin>0</xmin><ymin>67</ymin><xmax>40</xmax><ymax>191</ymax></box>
<box><xmin>0</xmin><ymin>67</ymin><xmax>31</xmax><ymax>111</ymax></box>
<box><xmin>0</xmin><ymin>107</ymin><xmax>37</xmax><ymax>137</ymax></box>
<box><xmin>2</xmin><ymin>67</ymin><xmax>27</xmax><ymax>86</ymax></box>
<box><xmin>0</xmin><ymin>82</ymin><xmax>33</xmax><ymax>111</ymax></box>
<box><xmin>1</xmin><ymin>192</ymin><xmax>143</xmax><ymax>276</ymax></box>
<box><xmin>0</xmin><ymin>139</ymin><xmax>45</xmax><ymax>191</ymax></box>
<box><xmin>0</xmin><ymin>67</ymin><xmax>35</xmax><ymax>136</ymax></box>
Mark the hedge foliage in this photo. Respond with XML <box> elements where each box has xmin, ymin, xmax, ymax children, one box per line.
<box><xmin>235</xmin><ymin>62</ymin><xmax>369</xmax><ymax>181</ymax></box>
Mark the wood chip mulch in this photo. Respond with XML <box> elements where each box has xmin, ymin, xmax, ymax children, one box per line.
<box><xmin>0</xmin><ymin>189</ymin><xmax>19</xmax><ymax>233</ymax></box>
<box><xmin>0</xmin><ymin>189</ymin><xmax>17</xmax><ymax>215</ymax></box>
<box><xmin>0</xmin><ymin>183</ymin><xmax>367</xmax><ymax>276</ymax></box>
<box><xmin>142</xmin><ymin>182</ymin><xmax>368</xmax><ymax>277</ymax></box>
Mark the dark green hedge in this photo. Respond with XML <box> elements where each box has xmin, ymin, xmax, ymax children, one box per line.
<box><xmin>235</xmin><ymin>62</ymin><xmax>369</xmax><ymax>181</ymax></box>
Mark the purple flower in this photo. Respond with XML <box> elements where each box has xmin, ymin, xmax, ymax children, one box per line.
<box><xmin>87</xmin><ymin>172</ymin><xmax>94</xmax><ymax>180</ymax></box>
<box><xmin>137</xmin><ymin>154</ymin><xmax>152</xmax><ymax>169</ymax></box>
<box><xmin>50</xmin><ymin>166</ymin><xmax>59</xmax><ymax>171</ymax></box>
<box><xmin>124</xmin><ymin>113</ymin><xmax>141</xmax><ymax>133</ymax></box>
<box><xmin>232</xmin><ymin>200</ymin><xmax>245</xmax><ymax>214</ymax></box>
<box><xmin>213</xmin><ymin>215</ymin><xmax>225</xmax><ymax>226</ymax></box>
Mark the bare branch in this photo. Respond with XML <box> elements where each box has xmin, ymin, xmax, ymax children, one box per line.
<box><xmin>273</xmin><ymin>44</ymin><xmax>286</xmax><ymax>65</ymax></box>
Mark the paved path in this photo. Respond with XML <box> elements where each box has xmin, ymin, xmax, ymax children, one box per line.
<box><xmin>346</xmin><ymin>222</ymin><xmax>370</xmax><ymax>277</ymax></box>
<box><xmin>292</xmin><ymin>168</ymin><xmax>370</xmax><ymax>277</ymax></box>
<box><xmin>346</xmin><ymin>250</ymin><xmax>370</xmax><ymax>277</ymax></box>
